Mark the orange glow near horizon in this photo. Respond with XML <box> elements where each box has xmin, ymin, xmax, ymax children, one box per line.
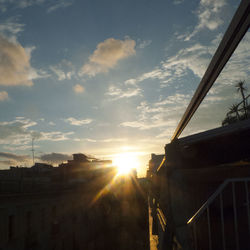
<box><xmin>112</xmin><ymin>152</ymin><xmax>140</xmax><ymax>176</ymax></box>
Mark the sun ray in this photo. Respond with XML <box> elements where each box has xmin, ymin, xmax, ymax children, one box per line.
<box><xmin>112</xmin><ymin>152</ymin><xmax>140</xmax><ymax>176</ymax></box>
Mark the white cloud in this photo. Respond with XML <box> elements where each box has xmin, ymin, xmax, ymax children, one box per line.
<box><xmin>120</xmin><ymin>93</ymin><xmax>191</xmax><ymax>132</ymax></box>
<box><xmin>119</xmin><ymin>30</ymin><xmax>249</xmax><ymax>138</ymax></box>
<box><xmin>79</xmin><ymin>137</ymin><xmax>128</xmax><ymax>143</ymax></box>
<box><xmin>173</xmin><ymin>0</ymin><xmax>184</xmax><ymax>5</ymax></box>
<box><xmin>39</xmin><ymin>131</ymin><xmax>74</xmax><ymax>141</ymax></box>
<box><xmin>64</xmin><ymin>117</ymin><xmax>92</xmax><ymax>126</ymax></box>
<box><xmin>50</xmin><ymin>59</ymin><xmax>75</xmax><ymax>81</ymax></box>
<box><xmin>80</xmin><ymin>38</ymin><xmax>136</xmax><ymax>77</ymax></box>
<box><xmin>185</xmin><ymin>0</ymin><xmax>226</xmax><ymax>41</ymax></box>
<box><xmin>137</xmin><ymin>40</ymin><xmax>152</xmax><ymax>49</ymax></box>
<box><xmin>124</xmin><ymin>42</ymin><xmax>213</xmax><ymax>87</ymax></box>
<box><xmin>0</xmin><ymin>0</ymin><xmax>46</xmax><ymax>12</ymax></box>
<box><xmin>3</xmin><ymin>144</ymin><xmax>37</xmax><ymax>151</ymax></box>
<box><xmin>0</xmin><ymin>34</ymin><xmax>43</xmax><ymax>86</ymax></box>
<box><xmin>0</xmin><ymin>0</ymin><xmax>73</xmax><ymax>13</ymax></box>
<box><xmin>0</xmin><ymin>16</ymin><xmax>25</xmax><ymax>35</ymax></box>
<box><xmin>0</xmin><ymin>91</ymin><xmax>8</xmax><ymax>101</ymax></box>
<box><xmin>0</xmin><ymin>117</ymin><xmax>74</xmax><ymax>146</ymax></box>
<box><xmin>47</xmin><ymin>0</ymin><xmax>73</xmax><ymax>13</ymax></box>
<box><xmin>50</xmin><ymin>66</ymin><xmax>67</xmax><ymax>81</ymax></box>
<box><xmin>85</xmin><ymin>138</ymin><xmax>97</xmax><ymax>142</ymax></box>
<box><xmin>0</xmin><ymin>118</ymin><xmax>37</xmax><ymax>146</ymax></box>
<box><xmin>106</xmin><ymin>85</ymin><xmax>142</xmax><ymax>100</ymax></box>
<box><xmin>217</xmin><ymin>32</ymin><xmax>250</xmax><ymax>85</ymax></box>
<box><xmin>124</xmin><ymin>31</ymin><xmax>249</xmax><ymax>92</ymax></box>
<box><xmin>73</xmin><ymin>84</ymin><xmax>84</xmax><ymax>94</ymax></box>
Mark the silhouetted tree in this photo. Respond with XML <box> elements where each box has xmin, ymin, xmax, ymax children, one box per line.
<box><xmin>229</xmin><ymin>104</ymin><xmax>240</xmax><ymax>120</ymax></box>
<box><xmin>236</xmin><ymin>80</ymin><xmax>247</xmax><ymax>118</ymax></box>
<box><xmin>222</xmin><ymin>115</ymin><xmax>237</xmax><ymax>126</ymax></box>
<box><xmin>222</xmin><ymin>81</ymin><xmax>249</xmax><ymax>126</ymax></box>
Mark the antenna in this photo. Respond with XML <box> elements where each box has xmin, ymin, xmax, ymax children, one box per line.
<box><xmin>31</xmin><ymin>138</ymin><xmax>35</xmax><ymax>165</ymax></box>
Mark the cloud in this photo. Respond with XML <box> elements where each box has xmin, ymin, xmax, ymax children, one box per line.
<box><xmin>124</xmin><ymin>42</ymin><xmax>213</xmax><ymax>87</ymax></box>
<box><xmin>0</xmin><ymin>151</ymin><xmax>29</xmax><ymax>161</ymax></box>
<box><xmin>0</xmin><ymin>0</ymin><xmax>47</xmax><ymax>12</ymax></box>
<box><xmin>50</xmin><ymin>59</ymin><xmax>75</xmax><ymax>81</ymax></box>
<box><xmin>73</xmin><ymin>137</ymin><xmax>130</xmax><ymax>143</ymax></box>
<box><xmin>0</xmin><ymin>91</ymin><xmax>8</xmax><ymax>101</ymax></box>
<box><xmin>0</xmin><ymin>0</ymin><xmax>73</xmax><ymax>13</ymax></box>
<box><xmin>217</xmin><ymin>32</ymin><xmax>250</xmax><ymax>87</ymax></box>
<box><xmin>80</xmin><ymin>38</ymin><xmax>136</xmax><ymax>76</ymax></box>
<box><xmin>85</xmin><ymin>138</ymin><xmax>97</xmax><ymax>142</ymax></box>
<box><xmin>73</xmin><ymin>84</ymin><xmax>84</xmax><ymax>94</ymax></box>
<box><xmin>64</xmin><ymin>117</ymin><xmax>92</xmax><ymax>126</ymax></box>
<box><xmin>173</xmin><ymin>0</ymin><xmax>184</xmax><ymax>5</ymax></box>
<box><xmin>0</xmin><ymin>117</ymin><xmax>36</xmax><ymax>140</ymax></box>
<box><xmin>3</xmin><ymin>144</ymin><xmax>36</xmax><ymax>151</ymax></box>
<box><xmin>137</xmin><ymin>40</ymin><xmax>152</xmax><ymax>49</ymax></box>
<box><xmin>39</xmin><ymin>131</ymin><xmax>74</xmax><ymax>141</ymax></box>
<box><xmin>125</xmin><ymin>31</ymin><xmax>249</xmax><ymax>91</ymax></box>
<box><xmin>50</xmin><ymin>66</ymin><xmax>68</xmax><ymax>81</ymax></box>
<box><xmin>120</xmin><ymin>93</ymin><xmax>190</xmax><ymax>132</ymax></box>
<box><xmin>106</xmin><ymin>85</ymin><xmax>142</xmax><ymax>100</ymax></box>
<box><xmin>0</xmin><ymin>117</ymin><xmax>74</xmax><ymax>146</ymax></box>
<box><xmin>119</xmin><ymin>30</ymin><xmax>249</xmax><ymax>138</ymax></box>
<box><xmin>0</xmin><ymin>151</ymin><xmax>30</xmax><ymax>168</ymax></box>
<box><xmin>185</xmin><ymin>0</ymin><xmax>226</xmax><ymax>41</ymax></box>
<box><xmin>0</xmin><ymin>34</ymin><xmax>37</xmax><ymax>86</ymax></box>
<box><xmin>39</xmin><ymin>152</ymin><xmax>72</xmax><ymax>164</ymax></box>
<box><xmin>49</xmin><ymin>121</ymin><xmax>56</xmax><ymax>126</ymax></box>
<box><xmin>0</xmin><ymin>160</ymin><xmax>17</xmax><ymax>167</ymax></box>
<box><xmin>47</xmin><ymin>0</ymin><xmax>73</xmax><ymax>13</ymax></box>
<box><xmin>0</xmin><ymin>16</ymin><xmax>25</xmax><ymax>35</ymax></box>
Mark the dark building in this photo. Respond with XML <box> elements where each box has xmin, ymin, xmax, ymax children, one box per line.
<box><xmin>0</xmin><ymin>153</ymin><xmax>149</xmax><ymax>250</ymax></box>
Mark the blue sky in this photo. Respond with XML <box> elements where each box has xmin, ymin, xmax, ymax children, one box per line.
<box><xmin>0</xmin><ymin>0</ymin><xmax>249</xmax><ymax>176</ymax></box>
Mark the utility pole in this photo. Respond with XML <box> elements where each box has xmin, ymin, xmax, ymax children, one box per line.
<box><xmin>31</xmin><ymin>138</ymin><xmax>35</xmax><ymax>165</ymax></box>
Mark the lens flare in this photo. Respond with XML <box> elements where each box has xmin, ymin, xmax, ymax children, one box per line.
<box><xmin>112</xmin><ymin>152</ymin><xmax>139</xmax><ymax>176</ymax></box>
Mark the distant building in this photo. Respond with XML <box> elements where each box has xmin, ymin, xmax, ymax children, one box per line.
<box><xmin>0</xmin><ymin>153</ymin><xmax>118</xmax><ymax>250</ymax></box>
<box><xmin>146</xmin><ymin>153</ymin><xmax>164</xmax><ymax>178</ymax></box>
<box><xmin>31</xmin><ymin>163</ymin><xmax>53</xmax><ymax>171</ymax></box>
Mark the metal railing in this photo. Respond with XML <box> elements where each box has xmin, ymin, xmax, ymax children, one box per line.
<box><xmin>188</xmin><ymin>178</ymin><xmax>250</xmax><ymax>250</ymax></box>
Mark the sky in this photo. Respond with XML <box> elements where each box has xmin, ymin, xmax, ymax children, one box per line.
<box><xmin>0</xmin><ymin>0</ymin><xmax>249</xmax><ymax>176</ymax></box>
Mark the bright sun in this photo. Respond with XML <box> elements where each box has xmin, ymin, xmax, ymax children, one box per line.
<box><xmin>112</xmin><ymin>152</ymin><xmax>140</xmax><ymax>176</ymax></box>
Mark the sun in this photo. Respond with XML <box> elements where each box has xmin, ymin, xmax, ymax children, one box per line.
<box><xmin>112</xmin><ymin>152</ymin><xmax>140</xmax><ymax>176</ymax></box>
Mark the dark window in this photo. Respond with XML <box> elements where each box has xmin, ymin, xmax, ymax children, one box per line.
<box><xmin>41</xmin><ymin>208</ymin><xmax>45</xmax><ymax>229</ymax></box>
<box><xmin>26</xmin><ymin>211</ymin><xmax>32</xmax><ymax>234</ymax></box>
<box><xmin>8</xmin><ymin>215</ymin><xmax>14</xmax><ymax>241</ymax></box>
<box><xmin>51</xmin><ymin>206</ymin><xmax>59</xmax><ymax>235</ymax></box>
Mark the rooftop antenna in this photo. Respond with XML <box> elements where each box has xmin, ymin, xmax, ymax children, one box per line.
<box><xmin>31</xmin><ymin>138</ymin><xmax>35</xmax><ymax>166</ymax></box>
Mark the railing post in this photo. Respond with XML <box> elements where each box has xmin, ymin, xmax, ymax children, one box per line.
<box><xmin>245</xmin><ymin>181</ymin><xmax>250</xmax><ymax>235</ymax></box>
<box><xmin>220</xmin><ymin>193</ymin><xmax>226</xmax><ymax>250</ymax></box>
<box><xmin>232</xmin><ymin>182</ymin><xmax>239</xmax><ymax>250</ymax></box>
<box><xmin>193</xmin><ymin>222</ymin><xmax>197</xmax><ymax>250</ymax></box>
<box><xmin>207</xmin><ymin>206</ymin><xmax>212</xmax><ymax>250</ymax></box>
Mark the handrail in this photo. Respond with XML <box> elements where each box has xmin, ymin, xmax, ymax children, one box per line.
<box><xmin>157</xmin><ymin>156</ymin><xmax>166</xmax><ymax>172</ymax></box>
<box><xmin>187</xmin><ymin>178</ymin><xmax>250</xmax><ymax>224</ymax></box>
<box><xmin>171</xmin><ymin>0</ymin><xmax>250</xmax><ymax>141</ymax></box>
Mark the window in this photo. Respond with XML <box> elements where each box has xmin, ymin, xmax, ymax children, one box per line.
<box><xmin>41</xmin><ymin>208</ymin><xmax>45</xmax><ymax>230</ymax></box>
<box><xmin>8</xmin><ymin>215</ymin><xmax>14</xmax><ymax>242</ymax></box>
<box><xmin>26</xmin><ymin>211</ymin><xmax>32</xmax><ymax>234</ymax></box>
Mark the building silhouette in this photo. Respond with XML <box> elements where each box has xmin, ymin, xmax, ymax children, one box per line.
<box><xmin>0</xmin><ymin>153</ymin><xmax>149</xmax><ymax>250</ymax></box>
